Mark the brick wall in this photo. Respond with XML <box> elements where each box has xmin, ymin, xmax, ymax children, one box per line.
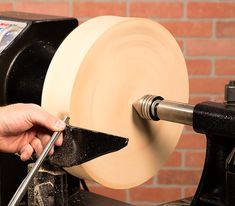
<box><xmin>1</xmin><ymin>0</ymin><xmax>234</xmax><ymax>205</ymax></box>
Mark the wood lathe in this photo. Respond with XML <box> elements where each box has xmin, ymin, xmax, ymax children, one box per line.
<box><xmin>0</xmin><ymin>11</ymin><xmax>234</xmax><ymax>206</ymax></box>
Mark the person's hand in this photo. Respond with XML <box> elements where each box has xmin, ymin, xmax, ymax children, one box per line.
<box><xmin>0</xmin><ymin>103</ymin><xmax>66</xmax><ymax>161</ymax></box>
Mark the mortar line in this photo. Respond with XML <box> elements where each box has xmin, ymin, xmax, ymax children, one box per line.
<box><xmin>68</xmin><ymin>0</ymin><xmax>73</xmax><ymax>17</ymax></box>
<box><xmin>126</xmin><ymin>0</ymin><xmax>129</xmax><ymax>17</ymax></box>
<box><xmin>125</xmin><ymin>189</ymin><xmax>131</xmax><ymax>203</ymax></box>
<box><xmin>212</xmin><ymin>19</ymin><xmax>216</xmax><ymax>40</ymax></box>
<box><xmin>12</xmin><ymin>0</ymin><xmax>16</xmax><ymax>11</ymax></box>
<box><xmin>182</xmin><ymin>0</ymin><xmax>187</xmax><ymax>20</ymax></box>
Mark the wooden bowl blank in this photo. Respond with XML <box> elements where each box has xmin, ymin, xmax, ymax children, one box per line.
<box><xmin>42</xmin><ymin>16</ymin><xmax>189</xmax><ymax>189</ymax></box>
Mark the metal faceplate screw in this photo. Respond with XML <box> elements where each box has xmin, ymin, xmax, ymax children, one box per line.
<box><xmin>225</xmin><ymin>80</ymin><xmax>235</xmax><ymax>104</ymax></box>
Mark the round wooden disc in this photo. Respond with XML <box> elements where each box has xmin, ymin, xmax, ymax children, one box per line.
<box><xmin>42</xmin><ymin>16</ymin><xmax>189</xmax><ymax>189</ymax></box>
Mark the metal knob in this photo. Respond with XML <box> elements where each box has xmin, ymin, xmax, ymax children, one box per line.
<box><xmin>225</xmin><ymin>80</ymin><xmax>235</xmax><ymax>104</ymax></box>
<box><xmin>133</xmin><ymin>95</ymin><xmax>194</xmax><ymax>126</ymax></box>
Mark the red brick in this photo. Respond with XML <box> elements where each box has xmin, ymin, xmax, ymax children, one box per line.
<box><xmin>189</xmin><ymin>96</ymin><xmax>210</xmax><ymax>105</ymax></box>
<box><xmin>158</xmin><ymin>169</ymin><xmax>201</xmax><ymax>185</ymax></box>
<box><xmin>15</xmin><ymin>2</ymin><xmax>69</xmax><ymax>16</ymax></box>
<box><xmin>184</xmin><ymin>186</ymin><xmax>197</xmax><ymax>197</ymax></box>
<box><xmin>73</xmin><ymin>2</ymin><xmax>126</xmax><ymax>17</ymax></box>
<box><xmin>215</xmin><ymin>60</ymin><xmax>235</xmax><ymax>76</ymax></box>
<box><xmin>217</xmin><ymin>21</ymin><xmax>235</xmax><ymax>37</ymax></box>
<box><xmin>183</xmin><ymin>125</ymin><xmax>194</xmax><ymax>133</ymax></box>
<box><xmin>185</xmin><ymin>151</ymin><xmax>205</xmax><ymax>168</ymax></box>
<box><xmin>89</xmin><ymin>186</ymin><xmax>126</xmax><ymax>201</ymax></box>
<box><xmin>136</xmin><ymin>204</ymin><xmax>155</xmax><ymax>206</ymax></box>
<box><xmin>0</xmin><ymin>3</ymin><xmax>13</xmax><ymax>11</ymax></box>
<box><xmin>213</xmin><ymin>95</ymin><xmax>224</xmax><ymax>103</ymax></box>
<box><xmin>188</xmin><ymin>2</ymin><xmax>235</xmax><ymax>18</ymax></box>
<box><xmin>129</xmin><ymin>187</ymin><xmax>181</xmax><ymax>202</ymax></box>
<box><xmin>164</xmin><ymin>151</ymin><xmax>181</xmax><ymax>167</ymax></box>
<box><xmin>142</xmin><ymin>176</ymin><xmax>155</xmax><ymax>186</ymax></box>
<box><xmin>176</xmin><ymin>39</ymin><xmax>184</xmax><ymax>52</ymax></box>
<box><xmin>186</xmin><ymin>59</ymin><xmax>211</xmax><ymax>75</ymax></box>
<box><xmin>177</xmin><ymin>134</ymin><xmax>206</xmax><ymax>149</ymax></box>
<box><xmin>130</xmin><ymin>2</ymin><xmax>183</xmax><ymax>18</ymax></box>
<box><xmin>186</xmin><ymin>39</ymin><xmax>235</xmax><ymax>57</ymax></box>
<box><xmin>189</xmin><ymin>78</ymin><xmax>230</xmax><ymax>94</ymax></box>
<box><xmin>160</xmin><ymin>21</ymin><xmax>212</xmax><ymax>37</ymax></box>
<box><xmin>84</xmin><ymin>179</ymin><xmax>99</xmax><ymax>187</ymax></box>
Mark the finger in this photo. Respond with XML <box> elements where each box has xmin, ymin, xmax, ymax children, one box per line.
<box><xmin>41</xmin><ymin>134</ymin><xmax>61</xmax><ymax>155</ymax></box>
<box><xmin>25</xmin><ymin>104</ymin><xmax>66</xmax><ymax>132</ymax></box>
<box><xmin>36</xmin><ymin>133</ymin><xmax>56</xmax><ymax>156</ymax></box>
<box><xmin>20</xmin><ymin>144</ymin><xmax>34</xmax><ymax>161</ymax></box>
<box><xmin>49</xmin><ymin>146</ymin><xmax>54</xmax><ymax>156</ymax></box>
<box><xmin>55</xmin><ymin>134</ymin><xmax>63</xmax><ymax>146</ymax></box>
<box><xmin>39</xmin><ymin>134</ymin><xmax>51</xmax><ymax>148</ymax></box>
<box><xmin>38</xmin><ymin>132</ymin><xmax>63</xmax><ymax>147</ymax></box>
<box><xmin>30</xmin><ymin>137</ymin><xmax>43</xmax><ymax>158</ymax></box>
